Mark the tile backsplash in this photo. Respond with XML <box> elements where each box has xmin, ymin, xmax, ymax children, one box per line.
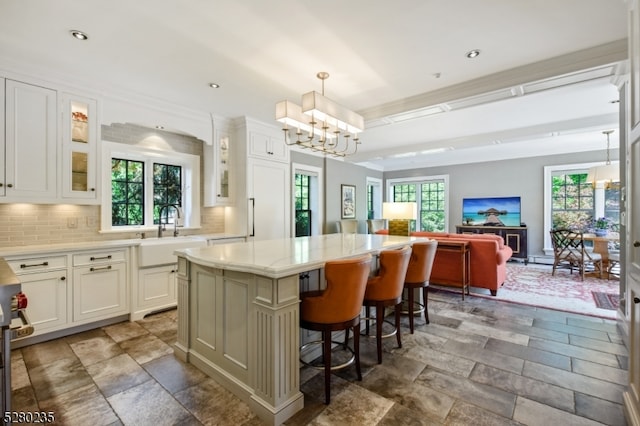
<box><xmin>0</xmin><ymin>204</ymin><xmax>225</xmax><ymax>248</ymax></box>
<box><xmin>0</xmin><ymin>124</ymin><xmax>229</xmax><ymax>249</ymax></box>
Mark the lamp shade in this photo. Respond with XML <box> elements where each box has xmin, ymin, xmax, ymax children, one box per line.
<box><xmin>587</xmin><ymin>163</ymin><xmax>619</xmax><ymax>184</ymax></box>
<box><xmin>382</xmin><ymin>202</ymin><xmax>417</xmax><ymax>220</ymax></box>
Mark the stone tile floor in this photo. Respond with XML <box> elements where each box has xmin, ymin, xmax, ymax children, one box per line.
<box><xmin>10</xmin><ymin>287</ymin><xmax>628</xmax><ymax>425</ymax></box>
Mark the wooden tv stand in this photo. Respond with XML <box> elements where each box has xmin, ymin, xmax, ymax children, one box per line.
<box><xmin>455</xmin><ymin>225</ymin><xmax>528</xmax><ymax>264</ymax></box>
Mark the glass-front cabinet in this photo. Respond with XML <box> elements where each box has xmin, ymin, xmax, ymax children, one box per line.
<box><xmin>61</xmin><ymin>93</ymin><xmax>99</xmax><ymax>202</ymax></box>
<box><xmin>204</xmin><ymin>116</ymin><xmax>233</xmax><ymax>206</ymax></box>
<box><xmin>218</xmin><ymin>134</ymin><xmax>230</xmax><ymax>200</ymax></box>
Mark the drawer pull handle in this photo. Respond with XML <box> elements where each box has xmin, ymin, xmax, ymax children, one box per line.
<box><xmin>20</xmin><ymin>261</ymin><xmax>49</xmax><ymax>269</ymax></box>
<box><xmin>90</xmin><ymin>265</ymin><xmax>112</xmax><ymax>272</ymax></box>
<box><xmin>90</xmin><ymin>255</ymin><xmax>113</xmax><ymax>261</ymax></box>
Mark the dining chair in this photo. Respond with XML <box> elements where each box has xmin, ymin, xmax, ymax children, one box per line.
<box><xmin>549</xmin><ymin>228</ymin><xmax>603</xmax><ymax>281</ymax></box>
<box><xmin>299</xmin><ymin>254</ymin><xmax>372</xmax><ymax>404</ymax></box>
<box><xmin>607</xmin><ymin>223</ymin><xmax>621</xmax><ymax>279</ymax></box>
<box><xmin>367</xmin><ymin>219</ymin><xmax>387</xmax><ymax>234</ymax></box>
<box><xmin>362</xmin><ymin>245</ymin><xmax>412</xmax><ymax>363</ymax></box>
<box><xmin>403</xmin><ymin>240</ymin><xmax>438</xmax><ymax>333</ymax></box>
<box><xmin>338</xmin><ymin>219</ymin><xmax>359</xmax><ymax>233</ymax></box>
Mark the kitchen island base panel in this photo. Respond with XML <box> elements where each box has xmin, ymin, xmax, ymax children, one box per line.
<box><xmin>174</xmin><ymin>234</ymin><xmax>427</xmax><ymax>424</ymax></box>
<box><xmin>176</xmin><ymin>260</ymin><xmax>304</xmax><ymax>425</ymax></box>
<box><xmin>187</xmin><ymin>349</ymin><xmax>305</xmax><ymax>426</ymax></box>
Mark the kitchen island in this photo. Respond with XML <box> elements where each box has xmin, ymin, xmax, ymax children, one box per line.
<box><xmin>173</xmin><ymin>233</ymin><xmax>426</xmax><ymax>425</ymax></box>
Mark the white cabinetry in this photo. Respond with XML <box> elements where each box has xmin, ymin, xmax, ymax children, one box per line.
<box><xmin>248</xmin><ymin>157</ymin><xmax>290</xmax><ymax>240</ymax></box>
<box><xmin>72</xmin><ymin>250</ymin><xmax>128</xmax><ymax>322</ymax></box>
<box><xmin>227</xmin><ymin>117</ymin><xmax>290</xmax><ymax>241</ymax></box>
<box><xmin>7</xmin><ymin>255</ymin><xmax>69</xmax><ymax>334</ymax></box>
<box><xmin>207</xmin><ymin>237</ymin><xmax>246</xmax><ymax>246</ymax></box>
<box><xmin>6</xmin><ymin>247</ymin><xmax>129</xmax><ymax>342</ymax></box>
<box><xmin>1</xmin><ymin>78</ymin><xmax>102</xmax><ymax>204</ymax></box>
<box><xmin>2</xmin><ymin>79</ymin><xmax>57</xmax><ymax>201</ymax></box>
<box><xmin>61</xmin><ymin>93</ymin><xmax>100</xmax><ymax>202</ymax></box>
<box><xmin>248</xmin><ymin>127</ymin><xmax>289</xmax><ymax>163</ymax></box>
<box><xmin>135</xmin><ymin>264</ymin><xmax>177</xmax><ymax>321</ymax></box>
<box><xmin>0</xmin><ymin>78</ymin><xmax>4</xmax><ymax>196</ymax></box>
<box><xmin>204</xmin><ymin>116</ymin><xmax>233</xmax><ymax>206</ymax></box>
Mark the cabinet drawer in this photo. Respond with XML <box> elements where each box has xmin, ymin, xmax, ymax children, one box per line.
<box><xmin>7</xmin><ymin>255</ymin><xmax>67</xmax><ymax>274</ymax></box>
<box><xmin>73</xmin><ymin>250</ymin><xmax>126</xmax><ymax>266</ymax></box>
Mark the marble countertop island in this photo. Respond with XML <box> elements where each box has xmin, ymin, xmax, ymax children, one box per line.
<box><xmin>174</xmin><ymin>233</ymin><xmax>426</xmax><ymax>278</ymax></box>
<box><xmin>174</xmin><ymin>233</ymin><xmax>426</xmax><ymax>425</ymax></box>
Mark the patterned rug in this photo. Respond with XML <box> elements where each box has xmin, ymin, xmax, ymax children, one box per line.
<box><xmin>436</xmin><ymin>263</ymin><xmax>620</xmax><ymax>319</ymax></box>
<box><xmin>592</xmin><ymin>291</ymin><xmax>619</xmax><ymax>310</ymax></box>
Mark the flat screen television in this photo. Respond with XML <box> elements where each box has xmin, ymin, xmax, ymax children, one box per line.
<box><xmin>462</xmin><ymin>196</ymin><xmax>521</xmax><ymax>227</ymax></box>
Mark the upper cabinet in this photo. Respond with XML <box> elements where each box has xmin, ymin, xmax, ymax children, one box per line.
<box><xmin>204</xmin><ymin>116</ymin><xmax>234</xmax><ymax>207</ymax></box>
<box><xmin>61</xmin><ymin>93</ymin><xmax>100</xmax><ymax>202</ymax></box>
<box><xmin>0</xmin><ymin>77</ymin><xmax>101</xmax><ymax>204</ymax></box>
<box><xmin>2</xmin><ymin>79</ymin><xmax>58</xmax><ymax>201</ymax></box>
<box><xmin>248</xmin><ymin>127</ymin><xmax>289</xmax><ymax>163</ymax></box>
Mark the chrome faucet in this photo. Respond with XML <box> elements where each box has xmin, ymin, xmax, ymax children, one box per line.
<box><xmin>157</xmin><ymin>204</ymin><xmax>182</xmax><ymax>238</ymax></box>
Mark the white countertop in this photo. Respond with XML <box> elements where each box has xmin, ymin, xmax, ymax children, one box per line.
<box><xmin>175</xmin><ymin>233</ymin><xmax>428</xmax><ymax>278</ymax></box>
<box><xmin>0</xmin><ymin>233</ymin><xmax>245</xmax><ymax>258</ymax></box>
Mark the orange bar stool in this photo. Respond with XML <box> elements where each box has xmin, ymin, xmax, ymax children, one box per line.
<box><xmin>363</xmin><ymin>245</ymin><xmax>412</xmax><ymax>364</ymax></box>
<box><xmin>300</xmin><ymin>254</ymin><xmax>372</xmax><ymax>405</ymax></box>
<box><xmin>403</xmin><ymin>240</ymin><xmax>438</xmax><ymax>333</ymax></box>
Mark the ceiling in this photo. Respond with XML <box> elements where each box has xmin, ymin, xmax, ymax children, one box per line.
<box><xmin>0</xmin><ymin>0</ymin><xmax>629</xmax><ymax>171</ymax></box>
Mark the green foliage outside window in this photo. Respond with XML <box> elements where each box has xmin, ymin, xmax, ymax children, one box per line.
<box><xmin>153</xmin><ymin>163</ymin><xmax>182</xmax><ymax>224</ymax></box>
<box><xmin>392</xmin><ymin>181</ymin><xmax>445</xmax><ymax>232</ymax></box>
<box><xmin>111</xmin><ymin>158</ymin><xmax>144</xmax><ymax>226</ymax></box>
<box><xmin>295</xmin><ymin>174</ymin><xmax>311</xmax><ymax>237</ymax></box>
<box><xmin>111</xmin><ymin>159</ymin><xmax>183</xmax><ymax>227</ymax></box>
<box><xmin>551</xmin><ymin>173</ymin><xmax>593</xmax><ymax>231</ymax></box>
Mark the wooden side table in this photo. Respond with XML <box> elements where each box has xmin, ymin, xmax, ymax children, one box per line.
<box><xmin>431</xmin><ymin>240</ymin><xmax>470</xmax><ymax>299</ymax></box>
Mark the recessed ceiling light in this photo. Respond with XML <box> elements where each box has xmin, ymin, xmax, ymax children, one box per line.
<box><xmin>209</xmin><ymin>83</ymin><xmax>220</xmax><ymax>89</ymax></box>
<box><xmin>70</xmin><ymin>30</ymin><xmax>88</xmax><ymax>41</ymax></box>
<box><xmin>466</xmin><ymin>49</ymin><xmax>480</xmax><ymax>59</ymax></box>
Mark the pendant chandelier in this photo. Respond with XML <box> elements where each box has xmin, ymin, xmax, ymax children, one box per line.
<box><xmin>587</xmin><ymin>130</ymin><xmax>619</xmax><ymax>185</ymax></box>
<box><xmin>275</xmin><ymin>72</ymin><xmax>364</xmax><ymax>157</ymax></box>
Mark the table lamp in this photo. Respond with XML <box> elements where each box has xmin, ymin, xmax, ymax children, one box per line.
<box><xmin>382</xmin><ymin>202</ymin><xmax>417</xmax><ymax>236</ymax></box>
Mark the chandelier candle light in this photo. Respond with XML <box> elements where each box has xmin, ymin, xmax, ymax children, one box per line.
<box><xmin>276</xmin><ymin>72</ymin><xmax>364</xmax><ymax>157</ymax></box>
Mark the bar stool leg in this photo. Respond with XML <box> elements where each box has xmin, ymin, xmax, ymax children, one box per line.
<box><xmin>323</xmin><ymin>330</ymin><xmax>332</xmax><ymax>405</ymax></box>
<box><xmin>423</xmin><ymin>287</ymin><xmax>430</xmax><ymax>324</ymax></box>
<box><xmin>375</xmin><ymin>304</ymin><xmax>384</xmax><ymax>364</ymax></box>
<box><xmin>354</xmin><ymin>323</ymin><xmax>362</xmax><ymax>380</ymax></box>
<box><xmin>365</xmin><ymin>306</ymin><xmax>371</xmax><ymax>336</ymax></box>
<box><xmin>394</xmin><ymin>302</ymin><xmax>402</xmax><ymax>349</ymax></box>
<box><xmin>408</xmin><ymin>287</ymin><xmax>415</xmax><ymax>334</ymax></box>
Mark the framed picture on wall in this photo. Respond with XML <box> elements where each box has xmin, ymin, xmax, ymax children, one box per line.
<box><xmin>341</xmin><ymin>184</ymin><xmax>356</xmax><ymax>219</ymax></box>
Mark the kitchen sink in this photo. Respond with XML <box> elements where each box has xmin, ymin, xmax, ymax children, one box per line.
<box><xmin>137</xmin><ymin>236</ymin><xmax>208</xmax><ymax>267</ymax></box>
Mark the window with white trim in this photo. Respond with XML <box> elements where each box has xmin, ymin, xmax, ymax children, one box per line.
<box><xmin>386</xmin><ymin>175</ymin><xmax>449</xmax><ymax>232</ymax></box>
<box><xmin>543</xmin><ymin>163</ymin><xmax>619</xmax><ymax>253</ymax></box>
<box><xmin>292</xmin><ymin>163</ymin><xmax>323</xmax><ymax>237</ymax></box>
<box><xmin>101</xmin><ymin>142</ymin><xmax>200</xmax><ymax>233</ymax></box>
<box><xmin>366</xmin><ymin>177</ymin><xmax>383</xmax><ymax>220</ymax></box>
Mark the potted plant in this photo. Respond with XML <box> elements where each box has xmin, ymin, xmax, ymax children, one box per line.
<box><xmin>593</xmin><ymin>217</ymin><xmax>611</xmax><ymax>236</ymax></box>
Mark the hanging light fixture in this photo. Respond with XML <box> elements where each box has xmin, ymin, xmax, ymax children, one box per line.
<box><xmin>275</xmin><ymin>72</ymin><xmax>364</xmax><ymax>157</ymax></box>
<box><xmin>587</xmin><ymin>130</ymin><xmax>619</xmax><ymax>185</ymax></box>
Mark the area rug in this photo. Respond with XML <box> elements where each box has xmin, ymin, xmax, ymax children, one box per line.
<box><xmin>592</xmin><ymin>291</ymin><xmax>619</xmax><ymax>310</ymax></box>
<box><xmin>437</xmin><ymin>263</ymin><xmax>620</xmax><ymax>319</ymax></box>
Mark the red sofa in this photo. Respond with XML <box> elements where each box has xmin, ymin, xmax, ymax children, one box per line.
<box><xmin>375</xmin><ymin>229</ymin><xmax>513</xmax><ymax>295</ymax></box>
<box><xmin>410</xmin><ymin>232</ymin><xmax>512</xmax><ymax>295</ymax></box>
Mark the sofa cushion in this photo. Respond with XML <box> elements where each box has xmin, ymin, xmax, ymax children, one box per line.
<box><xmin>458</xmin><ymin>233</ymin><xmax>505</xmax><ymax>249</ymax></box>
<box><xmin>411</xmin><ymin>231</ymin><xmax>451</xmax><ymax>238</ymax></box>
